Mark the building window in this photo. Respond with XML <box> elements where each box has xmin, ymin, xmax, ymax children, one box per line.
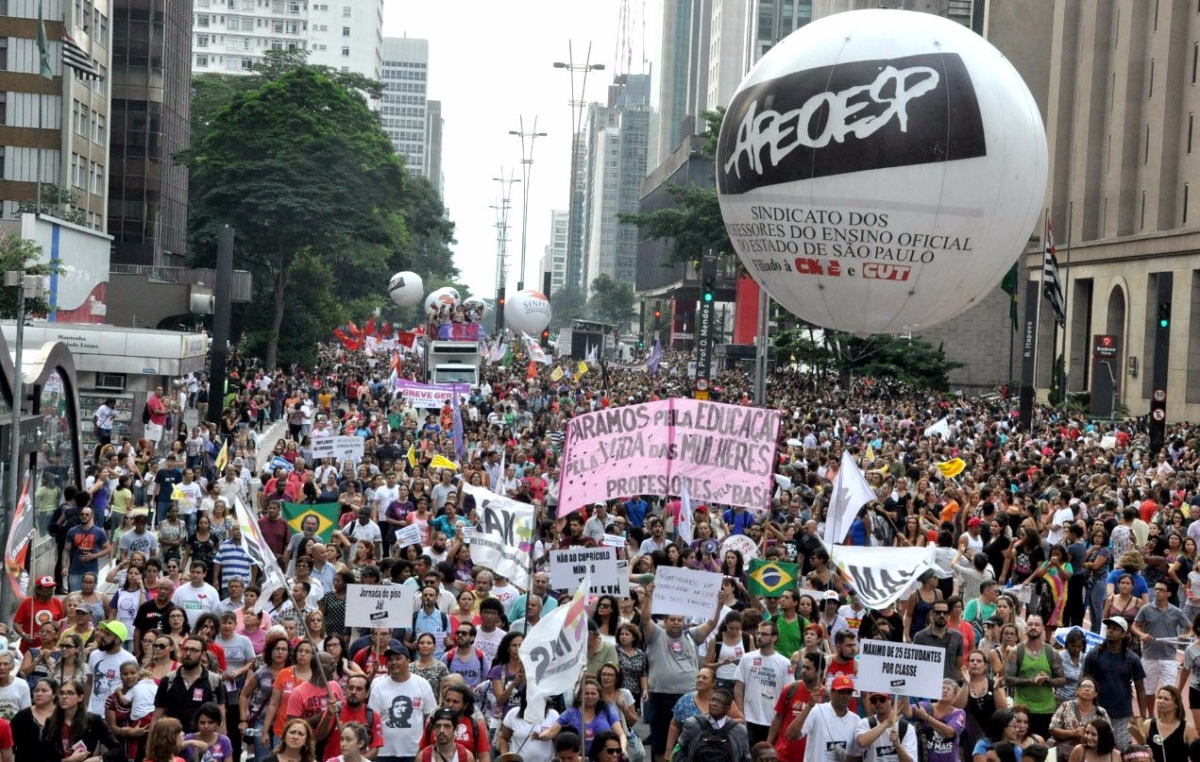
<box><xmin>342</xmin><ymin>46</ymin><xmax>349</xmax><ymax>56</ymax></box>
<box><xmin>1146</xmin><ymin>124</ymin><xmax>1151</xmax><ymax>164</ymax></box>
<box><xmin>1141</xmin><ymin>190</ymin><xmax>1147</xmax><ymax>230</ymax></box>
<box><xmin>241</xmin><ymin>58</ymin><xmax>253</xmax><ymax>70</ymax></box>
<box><xmin>1150</xmin><ymin>59</ymin><xmax>1155</xmax><ymax>98</ymax></box>
<box><xmin>196</xmin><ymin>54</ymin><xmax>208</xmax><ymax>67</ymax></box>
<box><xmin>1190</xmin><ymin>113</ymin><xmax>1194</xmax><ymax>154</ymax></box>
<box><xmin>342</xmin><ymin>26</ymin><xmax>350</xmax><ymax>35</ymax></box>
<box><xmin>288</xmin><ymin>1</ymin><xmax>300</xmax><ymax>11</ymax></box>
<box><xmin>1186</xmin><ymin>183</ymin><xmax>1191</xmax><ymax>225</ymax></box>
<box><xmin>342</xmin><ymin>5</ymin><xmax>349</xmax><ymax>13</ymax></box>
<box><xmin>197</xmin><ymin>14</ymin><xmax>209</xmax><ymax>26</ymax></box>
<box><xmin>197</xmin><ymin>34</ymin><xmax>209</xmax><ymax>47</ymax></box>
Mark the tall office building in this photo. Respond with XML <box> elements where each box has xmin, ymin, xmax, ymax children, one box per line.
<box><xmin>565</xmin><ymin>132</ymin><xmax>586</xmax><ymax>291</ymax></box>
<box><xmin>750</xmin><ymin>0</ymin><xmax>813</xmax><ymax>62</ymax></box>
<box><xmin>0</xmin><ymin>0</ymin><xmax>112</xmax><ymax>230</ymax></box>
<box><xmin>380</xmin><ymin>36</ymin><xmax>429</xmax><ymax>178</ymax></box>
<box><xmin>540</xmin><ymin>209</ymin><xmax>568</xmax><ymax>294</ymax></box>
<box><xmin>581</xmin><ymin>74</ymin><xmax>650</xmax><ymax>293</ymax></box>
<box><xmin>424</xmin><ymin>99</ymin><xmax>443</xmax><ymax>197</ymax></box>
<box><xmin>109</xmin><ymin>0</ymin><xmax>192</xmax><ymax>264</ymax></box>
<box><xmin>192</xmin><ymin>0</ymin><xmax>381</xmax><ymax>79</ymax></box>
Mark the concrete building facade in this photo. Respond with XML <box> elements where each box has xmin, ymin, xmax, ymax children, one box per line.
<box><xmin>0</xmin><ymin>0</ymin><xmax>112</xmax><ymax>232</ymax></box>
<box><xmin>540</xmin><ymin>209</ymin><xmax>568</xmax><ymax>295</ymax></box>
<box><xmin>380</xmin><ymin>36</ymin><xmax>428</xmax><ymax>179</ymax></box>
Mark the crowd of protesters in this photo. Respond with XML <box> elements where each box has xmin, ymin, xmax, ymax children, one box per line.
<box><xmin>3</xmin><ymin>336</ymin><xmax>1200</xmax><ymax>762</ymax></box>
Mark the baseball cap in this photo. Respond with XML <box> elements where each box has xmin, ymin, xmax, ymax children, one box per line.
<box><xmin>1103</xmin><ymin>616</ymin><xmax>1129</xmax><ymax>631</ymax></box>
<box><xmin>985</xmin><ymin>616</ymin><xmax>1004</xmax><ymax>627</ymax></box>
<box><xmin>36</xmin><ymin>576</ymin><xmax>55</xmax><ymax>589</ymax></box>
<box><xmin>967</xmin><ymin>517</ymin><xmax>982</xmax><ymax>527</ymax></box>
<box><xmin>822</xmin><ymin>590</ymin><xmax>841</xmax><ymax>603</ymax></box>
<box><xmin>831</xmin><ymin>675</ymin><xmax>855</xmax><ymax>692</ymax></box>
<box><xmin>99</xmin><ymin>621</ymin><xmax>129</xmax><ymax>641</ymax></box>
<box><xmin>384</xmin><ymin>645</ymin><xmax>411</xmax><ymax>659</ymax></box>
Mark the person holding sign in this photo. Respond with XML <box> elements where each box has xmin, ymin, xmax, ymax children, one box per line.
<box><xmin>784</xmin><ymin>675</ymin><xmax>859</xmax><ymax>762</ymax></box>
<box><xmin>641</xmin><ymin>581</ymin><xmax>722</xmax><ymax>762</ymax></box>
<box><xmin>854</xmin><ymin>694</ymin><xmax>918</xmax><ymax>762</ymax></box>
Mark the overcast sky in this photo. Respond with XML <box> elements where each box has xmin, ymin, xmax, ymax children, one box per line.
<box><xmin>384</xmin><ymin>2</ymin><xmax>640</xmax><ymax>298</ymax></box>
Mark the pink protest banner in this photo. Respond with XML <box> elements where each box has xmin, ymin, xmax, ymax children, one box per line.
<box><xmin>558</xmin><ymin>399</ymin><xmax>780</xmax><ymax>516</ymax></box>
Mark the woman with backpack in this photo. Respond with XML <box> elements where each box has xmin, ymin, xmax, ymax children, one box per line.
<box><xmin>705</xmin><ymin>612</ymin><xmax>751</xmax><ymax>691</ymax></box>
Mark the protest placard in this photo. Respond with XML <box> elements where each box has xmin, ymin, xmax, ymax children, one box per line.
<box><xmin>558</xmin><ymin>399</ymin><xmax>781</xmax><ymax>515</ymax></box>
<box><xmin>345</xmin><ymin>584</ymin><xmax>414</xmax><ymax>630</ymax></box>
<box><xmin>602</xmin><ymin>534</ymin><xmax>626</xmax><ymax>548</ymax></box>
<box><xmin>465</xmin><ymin>484</ymin><xmax>534</xmax><ymax>588</ymax></box>
<box><xmin>651</xmin><ymin>566</ymin><xmax>723</xmax><ymax>621</ymax></box>
<box><xmin>550</xmin><ymin>547</ymin><xmax>619</xmax><ymax>593</ymax></box>
<box><xmin>856</xmin><ymin>639</ymin><xmax>945</xmax><ymax>699</ymax></box>
<box><xmin>461</xmin><ymin>526</ymin><xmax>474</xmax><ymax>544</ymax></box>
<box><xmin>393</xmin><ymin>523</ymin><xmax>423</xmax><ymax>548</ymax></box>
<box><xmin>310</xmin><ymin>436</ymin><xmax>364</xmax><ymax>462</ymax></box>
<box><xmin>394</xmin><ymin>379</ymin><xmax>470</xmax><ymax>408</ymax></box>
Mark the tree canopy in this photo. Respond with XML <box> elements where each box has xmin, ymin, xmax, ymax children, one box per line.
<box><xmin>185</xmin><ymin>58</ymin><xmax>460</xmax><ymax>367</ymax></box>
<box><xmin>773</xmin><ymin>329</ymin><xmax>962</xmax><ymax>391</ymax></box>
<box><xmin>589</xmin><ymin>274</ymin><xmax>636</xmax><ymax>326</ymax></box>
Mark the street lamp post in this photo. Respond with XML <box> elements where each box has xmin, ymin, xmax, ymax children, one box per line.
<box><xmin>491</xmin><ymin>171</ymin><xmax>520</xmax><ymax>296</ymax></box>
<box><xmin>553</xmin><ymin>44</ymin><xmax>604</xmax><ymax>304</ymax></box>
<box><xmin>510</xmin><ymin>117</ymin><xmax>546</xmax><ymax>292</ymax></box>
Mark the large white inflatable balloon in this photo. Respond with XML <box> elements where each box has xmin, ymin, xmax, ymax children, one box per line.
<box><xmin>504</xmin><ymin>290</ymin><xmax>552</xmax><ymax>335</ymax></box>
<box><xmin>715</xmin><ymin>9</ymin><xmax>1048</xmax><ymax>334</ymax></box>
<box><xmin>388</xmin><ymin>272</ymin><xmax>424</xmax><ymax>307</ymax></box>
<box><xmin>424</xmin><ymin>288</ymin><xmax>457</xmax><ymax>316</ymax></box>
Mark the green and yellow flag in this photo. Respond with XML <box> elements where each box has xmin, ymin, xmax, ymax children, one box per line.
<box><xmin>215</xmin><ymin>440</ymin><xmax>229</xmax><ymax>473</ymax></box>
<box><xmin>282</xmin><ymin>502</ymin><xmax>340</xmax><ymax>543</ymax></box>
<box><xmin>748</xmin><ymin>558</ymin><xmax>798</xmax><ymax>597</ymax></box>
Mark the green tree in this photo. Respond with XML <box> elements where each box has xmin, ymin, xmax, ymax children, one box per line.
<box><xmin>617</xmin><ymin>108</ymin><xmax>730</xmax><ymax>267</ymax></box>
<box><xmin>589</xmin><ymin>274</ymin><xmax>636</xmax><ymax>326</ymax></box>
<box><xmin>184</xmin><ymin>66</ymin><xmax>406</xmax><ymax>368</ymax></box>
<box><xmin>773</xmin><ymin>329</ymin><xmax>962</xmax><ymax>391</ymax></box>
<box><xmin>17</xmin><ymin>184</ymin><xmax>88</xmax><ymax>227</ymax></box>
<box><xmin>0</xmin><ymin>233</ymin><xmax>60</xmax><ymax>317</ymax></box>
<box><xmin>550</xmin><ymin>285</ymin><xmax>587</xmax><ymax>330</ymax></box>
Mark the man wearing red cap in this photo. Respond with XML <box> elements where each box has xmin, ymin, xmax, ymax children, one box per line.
<box><xmin>785</xmin><ymin>675</ymin><xmax>859</xmax><ymax>762</ymax></box>
<box><xmin>13</xmin><ymin>576</ymin><xmax>63</xmax><ymax>649</ymax></box>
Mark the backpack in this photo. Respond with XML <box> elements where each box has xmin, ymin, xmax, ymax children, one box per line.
<box><xmin>870</xmin><ymin>507</ymin><xmax>896</xmax><ymax>547</ymax></box>
<box><xmin>161</xmin><ymin>668</ymin><xmax>221</xmax><ymax>697</ymax></box>
<box><xmin>685</xmin><ymin>716</ymin><xmax>738</xmax><ymax>762</ymax></box>
<box><xmin>142</xmin><ymin>402</ymin><xmax>152</xmax><ymax>424</ymax></box>
<box><xmin>867</xmin><ymin>716</ymin><xmax>912</xmax><ymax>762</ymax></box>
<box><xmin>412</xmin><ymin>609</ymin><xmax>450</xmax><ymax>633</ymax></box>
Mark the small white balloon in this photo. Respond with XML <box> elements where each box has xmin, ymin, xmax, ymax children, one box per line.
<box><xmin>388</xmin><ymin>271</ymin><xmax>424</xmax><ymax>307</ymax></box>
<box><xmin>504</xmin><ymin>290</ymin><xmax>552</xmax><ymax>335</ymax></box>
<box><xmin>715</xmin><ymin>9</ymin><xmax>1048</xmax><ymax>334</ymax></box>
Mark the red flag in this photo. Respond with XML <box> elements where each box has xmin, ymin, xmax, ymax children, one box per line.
<box><xmin>365</xmin><ymin>317</ymin><xmax>376</xmax><ymax>337</ymax></box>
<box><xmin>333</xmin><ymin>328</ymin><xmax>360</xmax><ymax>351</ymax></box>
<box><xmin>382</xmin><ymin>321</ymin><xmax>392</xmax><ymax>338</ymax></box>
<box><xmin>347</xmin><ymin>320</ymin><xmax>361</xmax><ymax>338</ymax></box>
<box><xmin>398</xmin><ymin>331</ymin><xmax>416</xmax><ymax>349</ymax></box>
<box><xmin>527</xmin><ymin>361</ymin><xmax>537</xmax><ymax>379</ymax></box>
<box><xmin>390</xmin><ymin>351</ymin><xmax>400</xmax><ymax>373</ymax></box>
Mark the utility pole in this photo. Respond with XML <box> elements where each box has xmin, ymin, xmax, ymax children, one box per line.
<box><xmin>510</xmin><ymin>116</ymin><xmax>546</xmax><ymax>291</ymax></box>
<box><xmin>553</xmin><ymin>45</ymin><xmax>605</xmax><ymax>299</ymax></box>
<box><xmin>754</xmin><ymin>289</ymin><xmax>770</xmax><ymax>406</ymax></box>
<box><xmin>207</xmin><ymin>226</ymin><xmax>233</xmax><ymax>427</ymax></box>
<box><xmin>1149</xmin><ymin>275</ymin><xmax>1173</xmax><ymax>455</ymax></box>
<box><xmin>694</xmin><ymin>252</ymin><xmax>717</xmax><ymax>400</ymax></box>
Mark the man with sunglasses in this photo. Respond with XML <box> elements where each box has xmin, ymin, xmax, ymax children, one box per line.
<box><xmin>133</xmin><ymin>579</ymin><xmax>178</xmax><ymax>659</ymax></box>
<box><xmin>855</xmin><ymin>693</ymin><xmax>917</xmax><ymax>762</ymax></box>
<box><xmin>911</xmin><ymin>602</ymin><xmax>964</xmax><ymax>680</ymax></box>
<box><xmin>673</xmin><ymin>687</ymin><xmax>750</xmax><ymax>762</ymax></box>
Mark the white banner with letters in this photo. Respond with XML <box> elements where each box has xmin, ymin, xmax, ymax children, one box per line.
<box><xmin>345</xmin><ymin>583</ymin><xmax>415</xmax><ymax>630</ymax></box>
<box><xmin>549</xmin><ymin>547</ymin><xmax>628</xmax><ymax>596</ymax></box>
<box><xmin>519</xmin><ymin>580</ymin><xmax>590</xmax><ymax>724</ymax></box>
<box><xmin>465</xmin><ymin>484</ymin><xmax>534</xmax><ymax>589</ymax></box>
<box><xmin>828</xmin><ymin>543</ymin><xmax>938</xmax><ymax>610</ymax></box>
<box><xmin>856</xmin><ymin>639</ymin><xmax>945</xmax><ymax>699</ymax></box>
<box><xmin>311</xmin><ymin>435</ymin><xmax>365</xmax><ymax>463</ymax></box>
<box><xmin>651</xmin><ymin>566</ymin><xmax>723</xmax><ymax>621</ymax></box>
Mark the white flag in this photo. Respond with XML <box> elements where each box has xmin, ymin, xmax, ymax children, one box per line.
<box><xmin>828</xmin><ymin>543</ymin><xmax>939</xmax><ymax>610</ymax></box>
<box><xmin>519</xmin><ymin>577</ymin><xmax>591</xmax><ymax>723</ymax></box>
<box><xmin>678</xmin><ymin>482</ymin><xmax>694</xmax><ymax>544</ymax></box>
<box><xmin>586</xmin><ymin>344</ymin><xmax>598</xmax><ymax>364</ymax></box>
<box><xmin>923</xmin><ymin>417</ymin><xmax>951</xmax><ymax>439</ymax></box>
<box><xmin>823</xmin><ymin>450</ymin><xmax>877</xmax><ymax>546</ymax></box>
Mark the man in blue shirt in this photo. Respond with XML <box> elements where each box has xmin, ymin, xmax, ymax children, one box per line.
<box><xmin>153</xmin><ymin>454</ymin><xmax>184</xmax><ymax>524</ymax></box>
<box><xmin>63</xmin><ymin>505</ymin><xmax>110</xmax><ymax>593</ymax></box>
<box><xmin>624</xmin><ymin>494</ymin><xmax>648</xmax><ymax>542</ymax></box>
<box><xmin>1083</xmin><ymin>616</ymin><xmax>1147</xmax><ymax>750</ymax></box>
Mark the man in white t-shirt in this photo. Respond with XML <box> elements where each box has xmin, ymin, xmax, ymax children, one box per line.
<box><xmin>171</xmin><ymin>560</ymin><xmax>221</xmax><ymax>628</ymax></box>
<box><xmin>854</xmin><ymin>692</ymin><xmax>919</xmax><ymax>762</ymax></box>
<box><xmin>85</xmin><ymin>621</ymin><xmax>136</xmax><ymax>716</ymax></box>
<box><xmin>733</xmin><ymin>621</ymin><xmax>793</xmax><ymax>746</ymax></box>
<box><xmin>1048</xmin><ymin>498</ymin><xmax>1076</xmax><ymax>546</ymax></box>
<box><xmin>0</xmin><ymin>651</ymin><xmax>29</xmax><ymax>720</ymax></box>
<box><xmin>368</xmin><ymin>645</ymin><xmax>436</xmax><ymax>761</ymax></box>
<box><xmin>786</xmin><ymin>675</ymin><xmax>860</xmax><ymax>762</ymax></box>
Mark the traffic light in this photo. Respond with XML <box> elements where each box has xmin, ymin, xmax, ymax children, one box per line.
<box><xmin>639</xmin><ymin>335</ymin><xmax>645</xmax><ymax>348</ymax></box>
<box><xmin>1159</xmin><ymin>301</ymin><xmax>1172</xmax><ymax>329</ymax></box>
<box><xmin>496</xmin><ymin>287</ymin><xmax>506</xmax><ymax>332</ymax></box>
<box><xmin>541</xmin><ymin>328</ymin><xmax>550</xmax><ymax>344</ymax></box>
<box><xmin>653</xmin><ymin>307</ymin><xmax>662</xmax><ymax>320</ymax></box>
<box><xmin>701</xmin><ymin>255</ymin><xmax>718</xmax><ymax>303</ymax></box>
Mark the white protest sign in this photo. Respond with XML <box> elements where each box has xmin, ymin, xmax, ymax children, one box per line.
<box><xmin>722</xmin><ymin>534</ymin><xmax>759</xmax><ymax>561</ymax></box>
<box><xmin>393</xmin><ymin>523</ymin><xmax>423</xmax><ymax>548</ymax></box>
<box><xmin>465</xmin><ymin>484</ymin><xmax>534</xmax><ymax>589</ymax></box>
<box><xmin>602</xmin><ymin>534</ymin><xmax>626</xmax><ymax>548</ymax></box>
<box><xmin>550</xmin><ymin>547</ymin><xmax>619</xmax><ymax>593</ymax></box>
<box><xmin>856</xmin><ymin>639</ymin><xmax>945</xmax><ymax>699</ymax></box>
<box><xmin>461</xmin><ymin>526</ymin><xmax>474</xmax><ymax>544</ymax></box>
<box><xmin>310</xmin><ymin>436</ymin><xmax>365</xmax><ymax>462</ymax></box>
<box><xmin>651</xmin><ymin>566</ymin><xmax>723</xmax><ymax>621</ymax></box>
<box><xmin>519</xmin><ymin>580</ymin><xmax>590</xmax><ymax>723</ymax></box>
<box><xmin>345</xmin><ymin>584</ymin><xmax>415</xmax><ymax>630</ymax></box>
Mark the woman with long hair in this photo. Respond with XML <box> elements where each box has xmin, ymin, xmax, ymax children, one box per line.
<box><xmin>410</xmin><ymin>632</ymin><xmax>450</xmax><ymax>697</ymax></box>
<box><xmin>1129</xmin><ymin>685</ymin><xmax>1196</xmax><ymax>762</ymax></box>
<box><xmin>592</xmin><ymin>596</ymin><xmax>622</xmax><ymax>644</ymax></box>
<box><xmin>321</xmin><ymin>634</ymin><xmax>364</xmax><ymax>690</ymax></box>
<box><xmin>1104</xmin><ymin>574</ymin><xmax>1144</xmax><ymax>655</ymax></box>
<box><xmin>988</xmin><ymin>625</ymin><xmax>1022</xmax><ymax>680</ymax></box>
<box><xmin>266</xmin><ymin>717</ymin><xmax>318</xmax><ymax>762</ymax></box>
<box><xmin>143</xmin><ymin>717</ymin><xmax>186</xmax><ymax>762</ymax></box>
<box><xmin>705</xmin><ymin>611</ymin><xmax>750</xmax><ymax>691</ymax></box>
<box><xmin>1010</xmin><ymin>704</ymin><xmax>1044</xmax><ymax>749</ymax></box>
<box><xmin>540</xmin><ymin>678</ymin><xmax>627</xmax><ymax>757</ymax></box>
<box><xmin>146</xmin><ymin>633</ymin><xmax>179</xmax><ymax>682</ymax></box>
<box><xmin>163</xmin><ymin>608</ymin><xmax>191</xmax><ymax>652</ymax></box>
<box><xmin>487</xmin><ymin>631</ymin><xmax>525</xmax><ymax>728</ymax></box>
<box><xmin>905</xmin><ymin>569</ymin><xmax>942</xmax><ymax>641</ymax></box>
<box><xmin>302</xmin><ymin>609</ymin><xmax>326</xmax><ymax>651</ymax></box>
<box><xmin>498</xmin><ymin>688</ymin><xmax>560</xmax><ymax>761</ymax></box>
<box><xmin>1049</xmin><ymin>676</ymin><xmax>1109</xmax><ymax>760</ymax></box>
<box><xmin>241</xmin><ymin>630</ymin><xmax>291</xmax><ymax>758</ymax></box>
<box><xmin>1066</xmin><ymin>719</ymin><xmax>1120</xmax><ymax>762</ymax></box>
<box><xmin>11</xmin><ymin>677</ymin><xmax>58</xmax><ymax>762</ymax></box>
<box><xmin>54</xmin><ymin>634</ymin><xmax>87</xmax><ymax>685</ymax></box>
<box><xmin>450</xmin><ymin>589</ymin><xmax>481</xmax><ymax>633</ymax></box>
<box><xmin>956</xmin><ymin>649</ymin><xmax>1008</xmax><ymax>758</ymax></box>
<box><xmin>105</xmin><ymin>661</ymin><xmax>150</xmax><ymax>761</ymax></box>
<box><xmin>1169</xmin><ymin>535</ymin><xmax>1198</xmax><ymax>613</ymax></box>
<box><xmin>39</xmin><ymin>677</ymin><xmax>122</xmax><ymax>761</ymax></box>
<box><xmin>615</xmin><ymin>623</ymin><xmax>647</xmax><ymax>709</ymax></box>
<box><xmin>263</xmin><ymin>640</ymin><xmax>316</xmax><ymax>745</ymax></box>
<box><xmin>971</xmin><ymin>709</ymin><xmax>1021</xmax><ymax>762</ymax></box>
<box><xmin>597</xmin><ymin>663</ymin><xmax>639</xmax><ymax>736</ymax></box>
<box><xmin>1003</xmin><ymin>525</ymin><xmax>1046</xmax><ymax>596</ymax></box>
<box><xmin>1085</xmin><ymin>527</ymin><xmax>1113</xmax><ymax>633</ymax></box>
<box><xmin>107</xmin><ymin>566</ymin><xmax>145</xmax><ymax>650</ymax></box>
<box><xmin>587</xmin><ymin>730</ymin><xmax>625</xmax><ymax>762</ymax></box>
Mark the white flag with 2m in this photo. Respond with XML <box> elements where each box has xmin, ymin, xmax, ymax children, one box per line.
<box><xmin>518</xmin><ymin>577</ymin><xmax>591</xmax><ymax>723</ymax></box>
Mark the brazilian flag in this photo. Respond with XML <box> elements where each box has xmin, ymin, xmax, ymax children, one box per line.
<box><xmin>282</xmin><ymin>502</ymin><xmax>341</xmax><ymax>543</ymax></box>
<box><xmin>748</xmin><ymin>558</ymin><xmax>798</xmax><ymax>597</ymax></box>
